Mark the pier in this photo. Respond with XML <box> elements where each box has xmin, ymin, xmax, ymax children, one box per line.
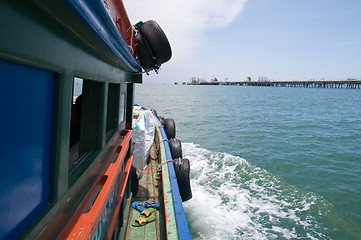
<box><xmin>180</xmin><ymin>80</ymin><xmax>361</xmax><ymax>89</ymax></box>
<box><xmin>223</xmin><ymin>80</ymin><xmax>361</xmax><ymax>89</ymax></box>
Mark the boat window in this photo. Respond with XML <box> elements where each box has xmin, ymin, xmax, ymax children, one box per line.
<box><xmin>69</xmin><ymin>78</ymin><xmax>83</xmax><ymax>168</ymax></box>
<box><xmin>119</xmin><ymin>92</ymin><xmax>126</xmax><ymax>125</ymax></box>
<box><xmin>106</xmin><ymin>83</ymin><xmax>120</xmax><ymax>140</ymax></box>
<box><xmin>69</xmin><ymin>78</ymin><xmax>102</xmax><ymax>170</ymax></box>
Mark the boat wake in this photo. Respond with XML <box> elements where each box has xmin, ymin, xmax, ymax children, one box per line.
<box><xmin>182</xmin><ymin>143</ymin><xmax>333</xmax><ymax>240</ymax></box>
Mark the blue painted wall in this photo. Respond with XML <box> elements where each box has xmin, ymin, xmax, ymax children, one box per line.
<box><xmin>0</xmin><ymin>59</ymin><xmax>54</xmax><ymax>239</ymax></box>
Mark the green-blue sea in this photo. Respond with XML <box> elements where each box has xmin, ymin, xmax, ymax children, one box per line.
<box><xmin>135</xmin><ymin>84</ymin><xmax>361</xmax><ymax>240</ymax></box>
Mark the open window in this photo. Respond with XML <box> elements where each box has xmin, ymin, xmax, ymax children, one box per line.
<box><xmin>69</xmin><ymin>78</ymin><xmax>83</xmax><ymax>168</ymax></box>
<box><xmin>69</xmin><ymin>78</ymin><xmax>102</xmax><ymax>170</ymax></box>
<box><xmin>106</xmin><ymin>83</ymin><xmax>120</xmax><ymax>141</ymax></box>
<box><xmin>119</xmin><ymin>92</ymin><xmax>126</xmax><ymax>125</ymax></box>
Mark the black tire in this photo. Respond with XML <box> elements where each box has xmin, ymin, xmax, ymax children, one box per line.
<box><xmin>173</xmin><ymin>158</ymin><xmax>192</xmax><ymax>202</ymax></box>
<box><xmin>169</xmin><ymin>138</ymin><xmax>182</xmax><ymax>159</ymax></box>
<box><xmin>136</xmin><ymin>32</ymin><xmax>156</xmax><ymax>72</ymax></box>
<box><xmin>150</xmin><ymin>109</ymin><xmax>157</xmax><ymax>117</ymax></box>
<box><xmin>165</xmin><ymin>118</ymin><xmax>176</xmax><ymax>139</ymax></box>
<box><xmin>138</xmin><ymin>20</ymin><xmax>172</xmax><ymax>65</ymax></box>
<box><xmin>158</xmin><ymin>116</ymin><xmax>166</xmax><ymax>126</ymax></box>
<box><xmin>130</xmin><ymin>166</ymin><xmax>139</xmax><ymax>196</ymax></box>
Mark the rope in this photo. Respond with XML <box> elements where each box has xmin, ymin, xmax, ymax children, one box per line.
<box><xmin>157</xmin><ymin>159</ymin><xmax>173</xmax><ymax>175</ymax></box>
<box><xmin>127</xmin><ymin>25</ymin><xmax>136</xmax><ymax>55</ymax></box>
<box><xmin>160</xmin><ymin>159</ymin><xmax>173</xmax><ymax>165</ymax></box>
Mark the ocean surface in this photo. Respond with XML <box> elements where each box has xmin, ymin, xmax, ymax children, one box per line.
<box><xmin>135</xmin><ymin>84</ymin><xmax>361</xmax><ymax>240</ymax></box>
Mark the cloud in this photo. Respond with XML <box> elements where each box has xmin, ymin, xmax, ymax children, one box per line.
<box><xmin>123</xmin><ymin>0</ymin><xmax>248</xmax><ymax>62</ymax></box>
<box><xmin>323</xmin><ymin>40</ymin><xmax>361</xmax><ymax>48</ymax></box>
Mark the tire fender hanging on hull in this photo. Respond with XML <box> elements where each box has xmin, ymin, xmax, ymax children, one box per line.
<box><xmin>173</xmin><ymin>157</ymin><xmax>192</xmax><ymax>202</ymax></box>
<box><xmin>169</xmin><ymin>138</ymin><xmax>182</xmax><ymax>159</ymax></box>
<box><xmin>155</xmin><ymin>112</ymin><xmax>192</xmax><ymax>202</ymax></box>
<box><xmin>164</xmin><ymin>118</ymin><xmax>176</xmax><ymax>139</ymax></box>
<box><xmin>158</xmin><ymin>115</ymin><xmax>166</xmax><ymax>126</ymax></box>
<box><xmin>135</xmin><ymin>20</ymin><xmax>172</xmax><ymax>73</ymax></box>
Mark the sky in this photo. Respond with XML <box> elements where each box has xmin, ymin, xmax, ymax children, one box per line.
<box><xmin>123</xmin><ymin>0</ymin><xmax>361</xmax><ymax>84</ymax></box>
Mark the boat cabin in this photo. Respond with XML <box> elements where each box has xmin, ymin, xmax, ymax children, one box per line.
<box><xmin>0</xmin><ymin>0</ymin><xmax>140</xmax><ymax>239</ymax></box>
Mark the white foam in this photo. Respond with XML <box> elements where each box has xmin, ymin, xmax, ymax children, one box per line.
<box><xmin>182</xmin><ymin>143</ymin><xmax>330</xmax><ymax>239</ymax></box>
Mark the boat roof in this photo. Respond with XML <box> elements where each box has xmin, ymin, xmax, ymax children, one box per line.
<box><xmin>64</xmin><ymin>0</ymin><xmax>142</xmax><ymax>73</ymax></box>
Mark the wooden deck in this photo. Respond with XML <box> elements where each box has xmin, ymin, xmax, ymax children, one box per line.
<box><xmin>124</xmin><ymin>137</ymin><xmax>166</xmax><ymax>239</ymax></box>
<box><xmin>122</xmin><ymin>124</ymin><xmax>190</xmax><ymax>239</ymax></box>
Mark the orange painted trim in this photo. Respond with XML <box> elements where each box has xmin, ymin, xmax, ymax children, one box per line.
<box><xmin>106</xmin><ymin>155</ymin><xmax>134</xmax><ymax>240</ymax></box>
<box><xmin>103</xmin><ymin>0</ymin><xmax>138</xmax><ymax>57</ymax></box>
<box><xmin>58</xmin><ymin>130</ymin><xmax>132</xmax><ymax>240</ymax></box>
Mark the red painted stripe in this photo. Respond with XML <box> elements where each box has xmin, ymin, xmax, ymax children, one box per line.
<box><xmin>58</xmin><ymin>130</ymin><xmax>132</xmax><ymax>240</ymax></box>
<box><xmin>106</xmin><ymin>155</ymin><xmax>134</xmax><ymax>240</ymax></box>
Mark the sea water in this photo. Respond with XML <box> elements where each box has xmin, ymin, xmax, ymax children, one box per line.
<box><xmin>135</xmin><ymin>84</ymin><xmax>361</xmax><ymax>240</ymax></box>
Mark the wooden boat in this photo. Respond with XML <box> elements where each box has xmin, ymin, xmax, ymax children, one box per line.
<box><xmin>0</xmin><ymin>0</ymin><xmax>191</xmax><ymax>239</ymax></box>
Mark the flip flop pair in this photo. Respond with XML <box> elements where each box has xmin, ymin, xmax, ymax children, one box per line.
<box><xmin>132</xmin><ymin>200</ymin><xmax>160</xmax><ymax>213</ymax></box>
<box><xmin>141</xmin><ymin>207</ymin><xmax>156</xmax><ymax>217</ymax></box>
<box><xmin>131</xmin><ymin>200</ymin><xmax>159</xmax><ymax>227</ymax></box>
<box><xmin>131</xmin><ymin>215</ymin><xmax>156</xmax><ymax>227</ymax></box>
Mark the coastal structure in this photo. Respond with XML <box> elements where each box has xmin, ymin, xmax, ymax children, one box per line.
<box><xmin>183</xmin><ymin>78</ymin><xmax>361</xmax><ymax>89</ymax></box>
<box><xmin>222</xmin><ymin>80</ymin><xmax>361</xmax><ymax>89</ymax></box>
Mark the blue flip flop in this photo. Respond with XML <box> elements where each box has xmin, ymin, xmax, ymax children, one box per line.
<box><xmin>143</xmin><ymin>200</ymin><xmax>160</xmax><ymax>209</ymax></box>
<box><xmin>132</xmin><ymin>202</ymin><xmax>146</xmax><ymax>212</ymax></box>
<box><xmin>132</xmin><ymin>200</ymin><xmax>160</xmax><ymax>213</ymax></box>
